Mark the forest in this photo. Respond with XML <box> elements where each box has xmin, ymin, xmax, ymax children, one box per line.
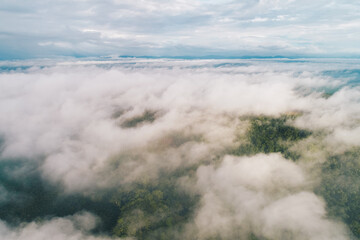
<box><xmin>0</xmin><ymin>114</ymin><xmax>359</xmax><ymax>239</ymax></box>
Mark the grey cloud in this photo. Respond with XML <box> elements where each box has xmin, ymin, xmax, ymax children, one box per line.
<box><xmin>1</xmin><ymin>0</ymin><xmax>360</xmax><ymax>58</ymax></box>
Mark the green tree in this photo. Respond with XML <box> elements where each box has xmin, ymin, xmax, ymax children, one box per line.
<box><xmin>233</xmin><ymin>116</ymin><xmax>311</xmax><ymax>160</ymax></box>
<box><xmin>111</xmin><ymin>175</ymin><xmax>199</xmax><ymax>239</ymax></box>
<box><xmin>316</xmin><ymin>148</ymin><xmax>360</xmax><ymax>238</ymax></box>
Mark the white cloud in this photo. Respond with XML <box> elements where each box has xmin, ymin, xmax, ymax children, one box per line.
<box><xmin>0</xmin><ymin>212</ymin><xmax>124</xmax><ymax>240</ymax></box>
<box><xmin>0</xmin><ymin>59</ymin><xmax>359</xmax><ymax>238</ymax></box>
<box><xmin>194</xmin><ymin>154</ymin><xmax>349</xmax><ymax>239</ymax></box>
<box><xmin>0</xmin><ymin>58</ymin><xmax>358</xmax><ymax>192</ymax></box>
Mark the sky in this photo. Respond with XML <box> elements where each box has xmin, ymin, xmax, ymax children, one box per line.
<box><xmin>1</xmin><ymin>0</ymin><xmax>360</xmax><ymax>59</ymax></box>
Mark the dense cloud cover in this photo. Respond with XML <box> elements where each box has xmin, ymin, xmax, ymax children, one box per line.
<box><xmin>1</xmin><ymin>0</ymin><xmax>360</xmax><ymax>58</ymax></box>
<box><xmin>0</xmin><ymin>58</ymin><xmax>359</xmax><ymax>239</ymax></box>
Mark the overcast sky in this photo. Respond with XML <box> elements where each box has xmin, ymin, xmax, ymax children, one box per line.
<box><xmin>1</xmin><ymin>0</ymin><xmax>360</xmax><ymax>59</ymax></box>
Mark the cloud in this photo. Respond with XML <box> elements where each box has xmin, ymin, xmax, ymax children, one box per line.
<box><xmin>0</xmin><ymin>212</ymin><xmax>124</xmax><ymax>240</ymax></box>
<box><xmin>261</xmin><ymin>192</ymin><xmax>348</xmax><ymax>240</ymax></box>
<box><xmin>0</xmin><ymin>58</ymin><xmax>359</xmax><ymax>192</ymax></box>
<box><xmin>1</xmin><ymin>0</ymin><xmax>360</xmax><ymax>58</ymax></box>
<box><xmin>194</xmin><ymin>154</ymin><xmax>349</xmax><ymax>239</ymax></box>
<box><xmin>0</xmin><ymin>58</ymin><xmax>359</xmax><ymax>239</ymax></box>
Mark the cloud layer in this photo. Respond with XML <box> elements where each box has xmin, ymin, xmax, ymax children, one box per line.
<box><xmin>1</xmin><ymin>0</ymin><xmax>360</xmax><ymax>58</ymax></box>
<box><xmin>0</xmin><ymin>58</ymin><xmax>359</xmax><ymax>239</ymax></box>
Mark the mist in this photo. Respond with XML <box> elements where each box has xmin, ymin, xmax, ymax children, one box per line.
<box><xmin>0</xmin><ymin>58</ymin><xmax>359</xmax><ymax>239</ymax></box>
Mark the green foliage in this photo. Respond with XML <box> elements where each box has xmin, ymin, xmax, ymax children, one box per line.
<box><xmin>111</xmin><ymin>174</ymin><xmax>199</xmax><ymax>239</ymax></box>
<box><xmin>322</xmin><ymin>92</ymin><xmax>334</xmax><ymax>99</ymax></box>
<box><xmin>233</xmin><ymin>116</ymin><xmax>311</xmax><ymax>160</ymax></box>
<box><xmin>316</xmin><ymin>148</ymin><xmax>360</xmax><ymax>238</ymax></box>
<box><xmin>248</xmin><ymin>233</ymin><xmax>269</xmax><ymax>240</ymax></box>
<box><xmin>121</xmin><ymin>110</ymin><xmax>157</xmax><ymax>128</ymax></box>
<box><xmin>0</xmin><ymin>158</ymin><xmax>120</xmax><ymax>233</ymax></box>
